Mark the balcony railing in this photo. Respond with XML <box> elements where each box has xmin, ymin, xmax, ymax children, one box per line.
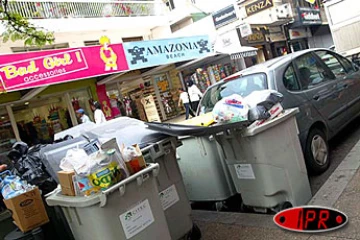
<box><xmin>5</xmin><ymin>0</ymin><xmax>165</xmax><ymax>19</ymax></box>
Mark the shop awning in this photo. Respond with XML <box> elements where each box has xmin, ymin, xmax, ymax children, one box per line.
<box><xmin>97</xmin><ymin>64</ymin><xmax>174</xmax><ymax>86</ymax></box>
<box><xmin>213</xmin><ymin>30</ymin><xmax>258</xmax><ymax>60</ymax></box>
<box><xmin>215</xmin><ymin>45</ymin><xmax>258</xmax><ymax>60</ymax></box>
<box><xmin>175</xmin><ymin>53</ymin><xmax>227</xmax><ymax>71</ymax></box>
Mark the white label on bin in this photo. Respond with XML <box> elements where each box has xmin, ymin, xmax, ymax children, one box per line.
<box><xmin>159</xmin><ymin>184</ymin><xmax>180</xmax><ymax>211</ymax></box>
<box><xmin>234</xmin><ymin>164</ymin><xmax>255</xmax><ymax>179</ymax></box>
<box><xmin>119</xmin><ymin>199</ymin><xmax>155</xmax><ymax>239</ymax></box>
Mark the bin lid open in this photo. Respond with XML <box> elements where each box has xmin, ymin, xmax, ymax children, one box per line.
<box><xmin>145</xmin><ymin>120</ymin><xmax>251</xmax><ymax>137</ymax></box>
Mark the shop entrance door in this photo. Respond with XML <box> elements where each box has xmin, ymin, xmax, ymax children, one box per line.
<box><xmin>153</xmin><ymin>73</ymin><xmax>177</xmax><ymax>121</ymax></box>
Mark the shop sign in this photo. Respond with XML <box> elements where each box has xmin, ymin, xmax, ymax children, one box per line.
<box><xmin>268</xmin><ymin>26</ymin><xmax>286</xmax><ymax>42</ymax></box>
<box><xmin>247</xmin><ymin>30</ymin><xmax>265</xmax><ymax>44</ymax></box>
<box><xmin>289</xmin><ymin>28</ymin><xmax>311</xmax><ymax>40</ymax></box>
<box><xmin>214</xmin><ymin>29</ymin><xmax>242</xmax><ymax>54</ymax></box>
<box><xmin>239</xmin><ymin>23</ymin><xmax>253</xmax><ymax>38</ymax></box>
<box><xmin>298</xmin><ymin>7</ymin><xmax>322</xmax><ymax>25</ymax></box>
<box><xmin>141</xmin><ymin>95</ymin><xmax>161</xmax><ymax>122</ymax></box>
<box><xmin>123</xmin><ymin>35</ymin><xmax>212</xmax><ymax>70</ymax></box>
<box><xmin>245</xmin><ymin>0</ymin><xmax>273</xmax><ymax>17</ymax></box>
<box><xmin>0</xmin><ymin>36</ymin><xmax>129</xmax><ymax>93</ymax></box>
<box><xmin>212</xmin><ymin>4</ymin><xmax>238</xmax><ymax>29</ymax></box>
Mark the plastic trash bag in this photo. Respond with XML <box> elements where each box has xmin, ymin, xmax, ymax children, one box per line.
<box><xmin>248</xmin><ymin>105</ymin><xmax>271</xmax><ymax>121</ymax></box>
<box><xmin>244</xmin><ymin>90</ymin><xmax>284</xmax><ymax>110</ymax></box>
<box><xmin>7</xmin><ymin>143</ymin><xmax>56</xmax><ymax>194</ymax></box>
<box><xmin>212</xmin><ymin>94</ymin><xmax>250</xmax><ymax>123</ymax></box>
<box><xmin>60</xmin><ymin>148</ymin><xmax>92</xmax><ymax>175</ymax></box>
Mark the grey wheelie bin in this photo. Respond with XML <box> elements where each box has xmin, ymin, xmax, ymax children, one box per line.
<box><xmin>141</xmin><ymin>137</ymin><xmax>200</xmax><ymax>240</ymax></box>
<box><xmin>214</xmin><ymin>108</ymin><xmax>312</xmax><ymax>212</ymax></box>
<box><xmin>177</xmin><ymin>135</ymin><xmax>236</xmax><ymax>209</ymax></box>
<box><xmin>46</xmin><ymin>164</ymin><xmax>171</xmax><ymax>240</ymax></box>
<box><xmin>83</xmin><ymin>119</ymin><xmax>201</xmax><ymax>240</ymax></box>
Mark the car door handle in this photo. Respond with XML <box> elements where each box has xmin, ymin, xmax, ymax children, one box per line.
<box><xmin>313</xmin><ymin>95</ymin><xmax>320</xmax><ymax>100</ymax></box>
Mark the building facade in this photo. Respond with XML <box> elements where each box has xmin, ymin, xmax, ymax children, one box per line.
<box><xmin>0</xmin><ymin>0</ymin><xmax>214</xmax><ymax>157</ymax></box>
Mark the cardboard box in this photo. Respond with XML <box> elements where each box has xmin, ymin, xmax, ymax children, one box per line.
<box><xmin>121</xmin><ymin>144</ymin><xmax>146</xmax><ymax>175</ymax></box>
<box><xmin>4</xmin><ymin>188</ymin><xmax>49</xmax><ymax>233</ymax></box>
<box><xmin>248</xmin><ymin>103</ymin><xmax>284</xmax><ymax>129</ymax></box>
<box><xmin>58</xmin><ymin>171</ymin><xmax>76</xmax><ymax>196</ymax></box>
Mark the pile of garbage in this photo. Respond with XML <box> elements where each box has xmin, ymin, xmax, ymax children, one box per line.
<box><xmin>0</xmin><ymin>170</ymin><xmax>34</xmax><ymax>200</ymax></box>
<box><xmin>6</xmin><ymin>142</ymin><xmax>57</xmax><ymax>195</ymax></box>
<box><xmin>57</xmin><ymin>139</ymin><xmax>147</xmax><ymax>197</ymax></box>
<box><xmin>212</xmin><ymin>90</ymin><xmax>284</xmax><ymax>126</ymax></box>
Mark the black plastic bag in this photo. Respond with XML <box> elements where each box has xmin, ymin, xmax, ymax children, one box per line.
<box><xmin>7</xmin><ymin>143</ymin><xmax>57</xmax><ymax>194</ymax></box>
<box><xmin>248</xmin><ymin>106</ymin><xmax>271</xmax><ymax>121</ymax></box>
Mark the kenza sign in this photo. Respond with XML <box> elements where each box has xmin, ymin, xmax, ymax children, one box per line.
<box><xmin>245</xmin><ymin>0</ymin><xmax>273</xmax><ymax>16</ymax></box>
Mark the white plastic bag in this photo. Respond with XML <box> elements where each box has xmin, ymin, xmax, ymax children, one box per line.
<box><xmin>212</xmin><ymin>94</ymin><xmax>249</xmax><ymax>123</ymax></box>
<box><xmin>244</xmin><ymin>90</ymin><xmax>283</xmax><ymax>109</ymax></box>
<box><xmin>60</xmin><ymin>148</ymin><xmax>95</xmax><ymax>176</ymax></box>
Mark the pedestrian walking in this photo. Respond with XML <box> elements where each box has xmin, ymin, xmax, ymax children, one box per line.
<box><xmin>76</xmin><ymin>108</ymin><xmax>92</xmax><ymax>124</ymax></box>
<box><xmin>92</xmin><ymin>101</ymin><xmax>107</xmax><ymax>124</ymax></box>
<box><xmin>178</xmin><ymin>88</ymin><xmax>195</xmax><ymax>120</ymax></box>
<box><xmin>187</xmin><ymin>80</ymin><xmax>203</xmax><ymax>113</ymax></box>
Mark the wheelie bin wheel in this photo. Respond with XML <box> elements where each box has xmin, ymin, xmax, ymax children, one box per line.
<box><xmin>186</xmin><ymin>224</ymin><xmax>202</xmax><ymax>240</ymax></box>
<box><xmin>215</xmin><ymin>201</ymin><xmax>224</xmax><ymax>211</ymax></box>
<box><xmin>240</xmin><ymin>202</ymin><xmax>250</xmax><ymax>213</ymax></box>
<box><xmin>279</xmin><ymin>202</ymin><xmax>293</xmax><ymax>211</ymax></box>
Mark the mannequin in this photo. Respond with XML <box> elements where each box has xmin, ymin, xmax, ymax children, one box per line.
<box><xmin>124</xmin><ymin>96</ymin><xmax>133</xmax><ymax>116</ymax></box>
<box><xmin>162</xmin><ymin>97</ymin><xmax>172</xmax><ymax>114</ymax></box>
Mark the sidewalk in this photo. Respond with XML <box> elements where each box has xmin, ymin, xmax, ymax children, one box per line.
<box><xmin>192</xmin><ymin>138</ymin><xmax>360</xmax><ymax>240</ymax></box>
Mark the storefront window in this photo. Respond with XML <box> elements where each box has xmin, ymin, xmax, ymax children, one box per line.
<box><xmin>154</xmin><ymin>73</ymin><xmax>178</xmax><ymax>119</ymax></box>
<box><xmin>0</xmin><ymin>107</ymin><xmax>16</xmax><ymax>166</ymax></box>
<box><xmin>13</xmin><ymin>95</ymin><xmax>69</xmax><ymax>145</ymax></box>
<box><xmin>69</xmin><ymin>88</ymin><xmax>94</xmax><ymax>123</ymax></box>
<box><xmin>184</xmin><ymin>62</ymin><xmax>235</xmax><ymax>93</ymax></box>
<box><xmin>291</xmin><ymin>40</ymin><xmax>309</xmax><ymax>52</ymax></box>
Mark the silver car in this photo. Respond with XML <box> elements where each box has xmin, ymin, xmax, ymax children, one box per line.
<box><xmin>198</xmin><ymin>48</ymin><xmax>360</xmax><ymax>175</ymax></box>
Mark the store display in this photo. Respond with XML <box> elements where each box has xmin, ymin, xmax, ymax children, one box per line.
<box><xmin>184</xmin><ymin>63</ymin><xmax>235</xmax><ymax>93</ymax></box>
<box><xmin>124</xmin><ymin>97</ymin><xmax>133</xmax><ymax>116</ymax></box>
<box><xmin>162</xmin><ymin>97</ymin><xmax>173</xmax><ymax>114</ymax></box>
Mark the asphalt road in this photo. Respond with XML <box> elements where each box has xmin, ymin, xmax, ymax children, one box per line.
<box><xmin>309</xmin><ymin>116</ymin><xmax>360</xmax><ymax>194</ymax></box>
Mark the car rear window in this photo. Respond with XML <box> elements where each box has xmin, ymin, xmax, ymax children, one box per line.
<box><xmin>199</xmin><ymin>73</ymin><xmax>267</xmax><ymax>114</ymax></box>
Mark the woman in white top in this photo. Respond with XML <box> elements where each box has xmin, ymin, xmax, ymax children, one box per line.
<box><xmin>92</xmin><ymin>101</ymin><xmax>107</xmax><ymax>124</ymax></box>
<box><xmin>178</xmin><ymin>88</ymin><xmax>195</xmax><ymax>120</ymax></box>
<box><xmin>186</xmin><ymin>80</ymin><xmax>203</xmax><ymax>114</ymax></box>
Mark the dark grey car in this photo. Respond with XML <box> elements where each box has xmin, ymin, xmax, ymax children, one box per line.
<box><xmin>198</xmin><ymin>48</ymin><xmax>360</xmax><ymax>175</ymax></box>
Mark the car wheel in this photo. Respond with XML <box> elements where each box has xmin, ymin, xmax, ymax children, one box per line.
<box><xmin>305</xmin><ymin>128</ymin><xmax>330</xmax><ymax>175</ymax></box>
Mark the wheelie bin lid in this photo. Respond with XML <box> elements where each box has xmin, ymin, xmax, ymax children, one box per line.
<box><xmin>54</xmin><ymin>122</ymin><xmax>96</xmax><ymax>141</ymax></box>
<box><xmin>145</xmin><ymin>120</ymin><xmax>251</xmax><ymax>137</ymax></box>
<box><xmin>83</xmin><ymin>118</ymin><xmax>168</xmax><ymax>149</ymax></box>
